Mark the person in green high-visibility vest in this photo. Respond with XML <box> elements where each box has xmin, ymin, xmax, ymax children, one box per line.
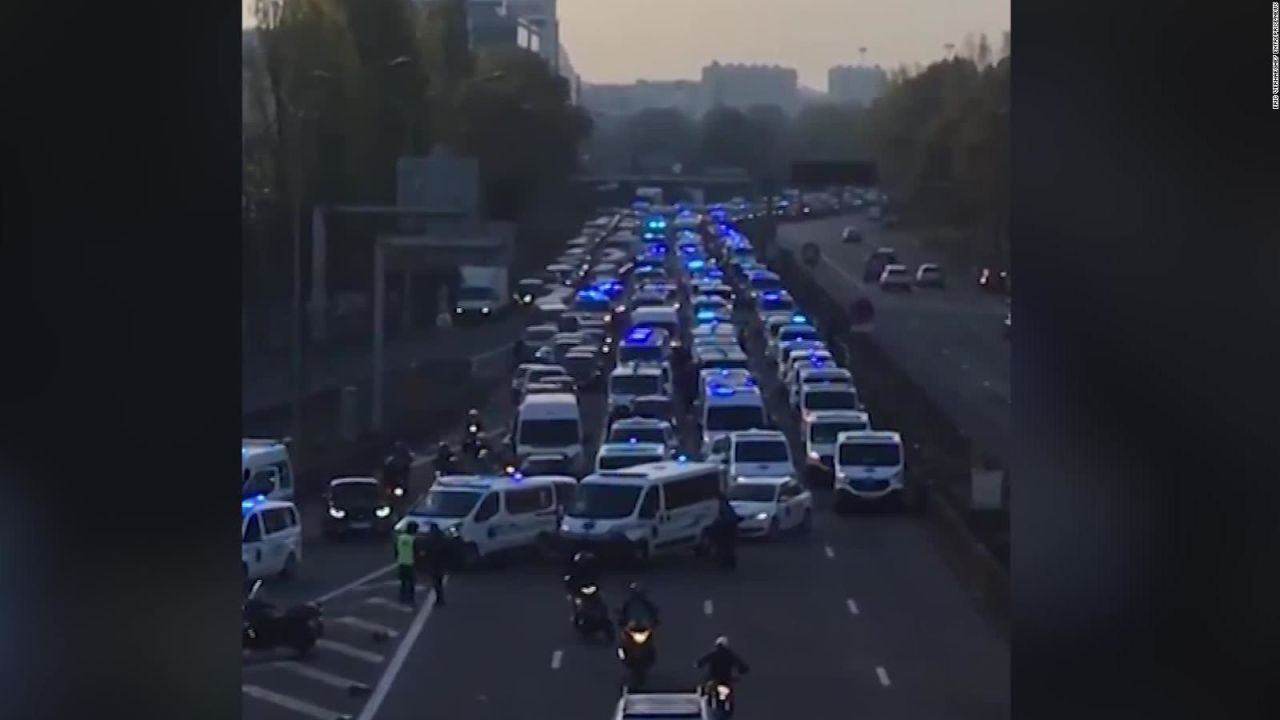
<box><xmin>395</xmin><ymin>521</ymin><xmax>420</xmax><ymax>606</ymax></box>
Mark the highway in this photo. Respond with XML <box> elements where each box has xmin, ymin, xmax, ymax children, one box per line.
<box><xmin>777</xmin><ymin>216</ymin><xmax>1011</xmax><ymax>463</ymax></box>
<box><xmin>242</xmin><ymin>214</ymin><xmax>1009</xmax><ymax>720</ymax></box>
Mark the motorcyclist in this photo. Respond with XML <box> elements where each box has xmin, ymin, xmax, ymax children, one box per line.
<box><xmin>465</xmin><ymin>409</ymin><xmax>484</xmax><ymax>436</ymax></box>
<box><xmin>383</xmin><ymin>442</ymin><xmax>413</xmax><ymax>495</ymax></box>
<box><xmin>434</xmin><ymin>441</ymin><xmax>458</xmax><ymax>477</ymax></box>
<box><xmin>617</xmin><ymin>582</ymin><xmax>661</xmax><ymax>628</ymax></box>
<box><xmin>696</xmin><ymin>635</ymin><xmax>750</xmax><ymax>687</ymax></box>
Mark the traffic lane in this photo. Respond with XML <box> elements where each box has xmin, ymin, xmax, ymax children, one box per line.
<box><xmin>260</xmin><ymin>377</ymin><xmax>520</xmax><ymax>609</ymax></box>
<box><xmin>779</xmin><ymin>222</ymin><xmax>1010</xmax><ymax>459</ymax></box>
<box><xmin>815</xmin><ymin>511</ymin><xmax>1011</xmax><ymax>719</ymax></box>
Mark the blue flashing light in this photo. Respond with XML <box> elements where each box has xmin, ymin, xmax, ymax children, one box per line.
<box><xmin>241</xmin><ymin>494</ymin><xmax>267</xmax><ymax>512</ymax></box>
<box><xmin>791</xmin><ymin>313</ymin><xmax>809</xmax><ymax>323</ymax></box>
<box><xmin>687</xmin><ymin>259</ymin><xmax>705</xmax><ymax>270</ymax></box>
<box><xmin>760</xmin><ymin>291</ymin><xmax>781</xmax><ymax>301</ymax></box>
<box><xmin>696</xmin><ymin>310</ymin><xmax>716</xmax><ymax>320</ymax></box>
<box><xmin>628</xmin><ymin>437</ymin><xmax>637</xmax><ymax>444</ymax></box>
<box><xmin>709</xmin><ymin>384</ymin><xmax>735</xmax><ymax>397</ymax></box>
<box><xmin>626</xmin><ymin>327</ymin><xmax>654</xmax><ymax>343</ymax></box>
<box><xmin>676</xmin><ymin>454</ymin><xmax>688</xmax><ymax>463</ymax></box>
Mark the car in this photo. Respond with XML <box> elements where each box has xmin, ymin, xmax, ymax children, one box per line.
<box><xmin>242</xmin><ymin>496</ymin><xmax>303</xmax><ymax>583</ymax></box>
<box><xmin>841</xmin><ymin>226</ymin><xmax>863</xmax><ymax>243</ymax></box>
<box><xmin>803</xmin><ymin>410</ymin><xmax>872</xmax><ymax>484</ymax></box>
<box><xmin>322</xmin><ymin>477</ymin><xmax>396</xmax><ymax>539</ymax></box>
<box><xmin>728</xmin><ymin>476</ymin><xmax>813</xmax><ymax>538</ymax></box>
<box><xmin>863</xmin><ymin>247</ymin><xmax>898</xmax><ymax>282</ymax></box>
<box><xmin>978</xmin><ymin>267</ymin><xmax>1010</xmax><ymax>294</ymax></box>
<box><xmin>834</xmin><ymin>430</ymin><xmax>907</xmax><ymax>511</ymax></box>
<box><xmin>915</xmin><ymin>263</ymin><xmax>945</xmax><ymax>288</ymax></box>
<box><xmin>514</xmin><ymin>277</ymin><xmax>545</xmax><ymax>306</ymax></box>
<box><xmin>878</xmin><ymin>264</ymin><xmax>913</xmax><ymax>291</ymax></box>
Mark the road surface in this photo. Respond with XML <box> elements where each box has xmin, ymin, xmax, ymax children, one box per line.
<box><xmin>241</xmin><ymin>218</ymin><xmax>1010</xmax><ymax>720</ymax></box>
<box><xmin>778</xmin><ymin>216</ymin><xmax>1011</xmax><ymax>463</ymax></box>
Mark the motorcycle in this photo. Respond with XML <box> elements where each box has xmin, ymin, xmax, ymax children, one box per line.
<box><xmin>242</xmin><ymin>579</ymin><xmax>324</xmax><ymax>656</ymax></box>
<box><xmin>567</xmin><ymin>581</ymin><xmax>613</xmax><ymax>641</ymax></box>
<box><xmin>461</xmin><ymin>425</ymin><xmax>485</xmax><ymax>459</ymax></box>
<box><xmin>616</xmin><ymin>620</ymin><xmax>656</xmax><ymax>689</ymax></box>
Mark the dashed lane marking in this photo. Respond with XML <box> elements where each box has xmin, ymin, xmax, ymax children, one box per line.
<box><xmin>824</xmin><ymin>545</ymin><xmax>836</xmax><ymax>559</ymax></box>
<box><xmin>703</xmin><ymin>599</ymin><xmax>714</xmax><ymax>616</ymax></box>
<box><xmin>363</xmin><ymin>597</ymin><xmax>415</xmax><ymax>614</ymax></box>
<box><xmin>846</xmin><ymin>598</ymin><xmax>860</xmax><ymax>616</ymax></box>
<box><xmin>316</xmin><ymin>638</ymin><xmax>385</xmax><ymax>664</ymax></box>
<box><xmin>274</xmin><ymin>661</ymin><xmax>369</xmax><ymax>693</ymax></box>
<box><xmin>333</xmin><ymin>616</ymin><xmax>401</xmax><ymax>638</ymax></box>
<box><xmin>242</xmin><ymin>685</ymin><xmax>350</xmax><ymax>720</ymax></box>
<box><xmin>876</xmin><ymin>666</ymin><xmax>892</xmax><ymax>687</ymax></box>
<box><xmin>354</xmin><ymin>578</ymin><xmax>447</xmax><ymax>720</ymax></box>
<box><xmin>551</xmin><ymin>649</ymin><xmax>563</xmax><ymax>670</ymax></box>
<box><xmin>315</xmin><ymin>564</ymin><xmax>397</xmax><ymax>604</ymax></box>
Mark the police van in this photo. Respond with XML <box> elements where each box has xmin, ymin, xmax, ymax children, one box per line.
<box><xmin>241</xmin><ymin>438</ymin><xmax>296</xmax><ymax>502</ymax></box>
<box><xmin>595</xmin><ymin>441</ymin><xmax>670</xmax><ymax>472</ymax></box>
<box><xmin>396</xmin><ymin>474</ymin><xmax>560</xmax><ymax>567</ymax></box>
<box><xmin>629</xmin><ymin>306</ymin><xmax>683</xmax><ymax>348</ymax></box>
<box><xmin>241</xmin><ymin>495</ymin><xmax>302</xmax><ymax>583</ymax></box>
<box><xmin>692</xmin><ymin>345</ymin><xmax>750</xmax><ymax>374</ymax></box>
<box><xmin>804</xmin><ymin>410</ymin><xmax>871</xmax><ymax>483</ymax></box>
<box><xmin>561</xmin><ymin>461</ymin><xmax>724</xmax><ymax>563</ymax></box>
<box><xmin>617</xmin><ymin>326</ymin><xmax>671</xmax><ymax>365</ymax></box>
<box><xmin>608</xmin><ymin>417</ymin><xmax>678</xmax><ymax>454</ymax></box>
<box><xmin>726</xmin><ymin>429</ymin><xmax>795</xmax><ymax>483</ymax></box>
<box><xmin>513</xmin><ymin>393</ymin><xmax>587</xmax><ymax>477</ymax></box>
<box><xmin>700</xmin><ymin>383</ymin><xmax>768</xmax><ymax>462</ymax></box>
<box><xmin>608</xmin><ymin>363</ymin><xmax>672</xmax><ymax>411</ymax></box>
<box><xmin>833</xmin><ymin>430</ymin><xmax>906</xmax><ymax>511</ymax></box>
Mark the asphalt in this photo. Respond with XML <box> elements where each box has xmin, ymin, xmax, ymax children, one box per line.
<box><xmin>777</xmin><ymin>216</ymin><xmax>1011</xmax><ymax>463</ymax></box>
<box><xmin>241</xmin><ymin>213</ymin><xmax>1010</xmax><ymax>720</ymax></box>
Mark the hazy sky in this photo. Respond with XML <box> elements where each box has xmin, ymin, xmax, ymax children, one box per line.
<box><xmin>560</xmin><ymin>0</ymin><xmax>1009</xmax><ymax>88</ymax></box>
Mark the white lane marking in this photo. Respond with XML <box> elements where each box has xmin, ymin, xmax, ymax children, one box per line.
<box><xmin>317</xmin><ymin>638</ymin><xmax>385</xmax><ymax>664</ymax></box>
<box><xmin>551</xmin><ymin>649</ymin><xmax>563</xmax><ymax>670</ymax></box>
<box><xmin>334</xmin><ymin>616</ymin><xmax>401</xmax><ymax>638</ymax></box>
<box><xmin>824</xmin><ymin>545</ymin><xmax>835</xmax><ymax>559</ymax></box>
<box><xmin>876</xmin><ymin>666</ymin><xmax>892</xmax><ymax>687</ymax></box>
<box><xmin>242</xmin><ymin>685</ymin><xmax>347</xmax><ymax>720</ymax></box>
<box><xmin>364</xmin><ymin>596</ymin><xmax>415</xmax><ymax>613</ymax></box>
<box><xmin>275</xmin><ymin>661</ymin><xmax>368</xmax><ymax>691</ymax></box>
<box><xmin>703</xmin><ymin>599</ymin><xmax>714</xmax><ymax>616</ymax></box>
<box><xmin>315</xmin><ymin>564</ymin><xmax>397</xmax><ymax>604</ymax></box>
<box><xmin>846</xmin><ymin>598</ymin><xmax>860</xmax><ymax>616</ymax></box>
<box><xmin>355</xmin><ymin>578</ymin><xmax>447</xmax><ymax>720</ymax></box>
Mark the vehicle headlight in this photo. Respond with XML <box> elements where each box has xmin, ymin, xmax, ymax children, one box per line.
<box><xmin>754</xmin><ymin>512</ymin><xmax>769</xmax><ymax>521</ymax></box>
<box><xmin>445</xmin><ymin>525</ymin><xmax>461</xmax><ymax>537</ymax></box>
<box><xmin>808</xmin><ymin>450</ymin><xmax>820</xmax><ymax>460</ymax></box>
<box><xmin>560</xmin><ymin>521</ymin><xmax>571</xmax><ymax>532</ymax></box>
<box><xmin>375</xmin><ymin>506</ymin><xmax>392</xmax><ymax>518</ymax></box>
<box><xmin>481</xmin><ymin>307</ymin><xmax>491</xmax><ymax>314</ymax></box>
<box><xmin>734</xmin><ymin>476</ymin><xmax>748</xmax><ymax>484</ymax></box>
<box><xmin>392</xmin><ymin>486</ymin><xmax>405</xmax><ymax>497</ymax></box>
<box><xmin>328</xmin><ymin>507</ymin><xmax>346</xmax><ymax>519</ymax></box>
<box><xmin>454</xmin><ymin>307</ymin><xmax>463</xmax><ymax>314</ymax></box>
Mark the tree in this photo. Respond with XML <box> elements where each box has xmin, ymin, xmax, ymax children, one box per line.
<box><xmin>625</xmin><ymin>108</ymin><xmax>697</xmax><ymax>172</ymax></box>
<box><xmin>419</xmin><ymin>0</ymin><xmax>475</xmax><ymax>149</ymax></box>
<box><xmin>698</xmin><ymin>106</ymin><xmax>757</xmax><ymax>177</ymax></box>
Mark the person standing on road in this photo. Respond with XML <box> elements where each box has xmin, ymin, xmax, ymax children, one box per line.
<box><xmin>712</xmin><ymin>491</ymin><xmax>741</xmax><ymax>569</ymax></box>
<box><xmin>419</xmin><ymin>524</ymin><xmax>449</xmax><ymax>607</ymax></box>
<box><xmin>395</xmin><ymin>521</ymin><xmax>420</xmax><ymax>606</ymax></box>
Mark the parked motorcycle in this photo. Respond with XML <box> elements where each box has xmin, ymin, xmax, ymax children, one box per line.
<box><xmin>242</xmin><ymin>579</ymin><xmax>324</xmax><ymax>656</ymax></box>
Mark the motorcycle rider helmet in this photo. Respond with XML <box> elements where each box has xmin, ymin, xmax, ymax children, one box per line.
<box><xmin>437</xmin><ymin>441</ymin><xmax>451</xmax><ymax>456</ymax></box>
<box><xmin>573</xmin><ymin>551</ymin><xmax>594</xmax><ymax>566</ymax></box>
<box><xmin>715</xmin><ymin>635</ymin><xmax>729</xmax><ymax>648</ymax></box>
<box><xmin>628</xmin><ymin>581</ymin><xmax>643</xmax><ymax>595</ymax></box>
<box><xmin>468</xmin><ymin>408</ymin><xmax>480</xmax><ymax>421</ymax></box>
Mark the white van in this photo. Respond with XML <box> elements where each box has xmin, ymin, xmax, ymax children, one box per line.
<box><xmin>396</xmin><ymin>475</ymin><xmax>560</xmax><ymax>566</ymax></box>
<box><xmin>596</xmin><ymin>441</ymin><xmax>669</xmax><ymax>472</ymax></box>
<box><xmin>727</xmin><ymin>430</ymin><xmax>794</xmax><ymax>483</ymax></box>
<box><xmin>833</xmin><ymin>430</ymin><xmax>906</xmax><ymax>510</ymax></box>
<box><xmin>514</xmin><ymin>393</ymin><xmax>587</xmax><ymax>476</ymax></box>
<box><xmin>700</xmin><ymin>384</ymin><xmax>768</xmax><ymax>459</ymax></box>
<box><xmin>560</xmin><ymin>461</ymin><xmax>724</xmax><ymax>563</ymax></box>
<box><xmin>241</xmin><ymin>438</ymin><xmax>295</xmax><ymax>502</ymax></box>
<box><xmin>804</xmin><ymin>410</ymin><xmax>871</xmax><ymax>483</ymax></box>
<box><xmin>608</xmin><ymin>363</ymin><xmax>671</xmax><ymax>411</ymax></box>
<box><xmin>241</xmin><ymin>497</ymin><xmax>302</xmax><ymax>583</ymax></box>
<box><xmin>800</xmin><ymin>385</ymin><xmax>862</xmax><ymax>422</ymax></box>
<box><xmin>629</xmin><ymin>306</ymin><xmax>683</xmax><ymax>347</ymax></box>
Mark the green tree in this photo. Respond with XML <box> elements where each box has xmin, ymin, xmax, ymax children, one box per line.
<box><xmin>625</xmin><ymin>108</ymin><xmax>697</xmax><ymax>172</ymax></box>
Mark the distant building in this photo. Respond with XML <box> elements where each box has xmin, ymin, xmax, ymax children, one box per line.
<box><xmin>827</xmin><ymin>65</ymin><xmax>888</xmax><ymax>107</ymax></box>
<box><xmin>700</xmin><ymin>62</ymin><xmax>799</xmax><ymax>113</ymax></box>
<box><xmin>580</xmin><ymin>80</ymin><xmax>704</xmax><ymax>117</ymax></box>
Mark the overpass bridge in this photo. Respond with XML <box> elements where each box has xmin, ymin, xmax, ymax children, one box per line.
<box><xmin>571</xmin><ymin>173</ymin><xmax>760</xmax><ymax>205</ymax></box>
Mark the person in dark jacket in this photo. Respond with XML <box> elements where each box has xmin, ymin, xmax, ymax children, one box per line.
<box><xmin>563</xmin><ymin>551</ymin><xmax>600</xmax><ymax>594</ymax></box>
<box><xmin>418</xmin><ymin>524</ymin><xmax>449</xmax><ymax>607</ymax></box>
<box><xmin>617</xmin><ymin>582</ymin><xmax>661</xmax><ymax>627</ymax></box>
<box><xmin>434</xmin><ymin>441</ymin><xmax>458</xmax><ymax>477</ymax></box>
<box><xmin>696</xmin><ymin>635</ymin><xmax>750</xmax><ymax>685</ymax></box>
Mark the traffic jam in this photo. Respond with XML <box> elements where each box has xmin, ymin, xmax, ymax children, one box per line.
<box><xmin>241</xmin><ymin>190</ymin><xmax>916</xmax><ymax>720</ymax></box>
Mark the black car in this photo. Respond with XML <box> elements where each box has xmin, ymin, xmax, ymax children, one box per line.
<box><xmin>323</xmin><ymin>477</ymin><xmax>395</xmax><ymax>539</ymax></box>
<box><xmin>841</xmin><ymin>226</ymin><xmax>863</xmax><ymax>243</ymax></box>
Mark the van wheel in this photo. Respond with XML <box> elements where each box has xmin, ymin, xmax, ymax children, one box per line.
<box><xmin>279</xmin><ymin>553</ymin><xmax>298</xmax><ymax>580</ymax></box>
